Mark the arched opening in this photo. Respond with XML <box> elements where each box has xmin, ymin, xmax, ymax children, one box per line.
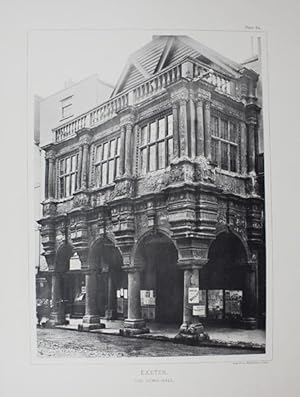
<box><xmin>55</xmin><ymin>244</ymin><xmax>85</xmax><ymax>319</ymax></box>
<box><xmin>89</xmin><ymin>238</ymin><xmax>126</xmax><ymax>320</ymax></box>
<box><xmin>135</xmin><ymin>232</ymin><xmax>183</xmax><ymax>324</ymax></box>
<box><xmin>200</xmin><ymin>231</ymin><xmax>248</xmax><ymax>324</ymax></box>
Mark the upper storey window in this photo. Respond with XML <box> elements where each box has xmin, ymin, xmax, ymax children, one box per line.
<box><xmin>61</xmin><ymin>96</ymin><xmax>73</xmax><ymax>119</ymax></box>
<box><xmin>94</xmin><ymin>137</ymin><xmax>120</xmax><ymax>187</ymax></box>
<box><xmin>140</xmin><ymin>114</ymin><xmax>173</xmax><ymax>174</ymax></box>
<box><xmin>211</xmin><ymin>115</ymin><xmax>238</xmax><ymax>172</ymax></box>
<box><xmin>59</xmin><ymin>153</ymin><xmax>78</xmax><ymax>198</ymax></box>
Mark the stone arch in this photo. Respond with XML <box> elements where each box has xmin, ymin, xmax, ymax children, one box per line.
<box><xmin>133</xmin><ymin>228</ymin><xmax>178</xmax><ymax>269</ymax></box>
<box><xmin>55</xmin><ymin>243</ymin><xmax>74</xmax><ymax>272</ymax></box>
<box><xmin>211</xmin><ymin>226</ymin><xmax>251</xmax><ymax>262</ymax></box>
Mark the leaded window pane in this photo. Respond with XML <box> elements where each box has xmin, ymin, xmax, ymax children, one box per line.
<box><xmin>141</xmin><ymin>148</ymin><xmax>147</xmax><ymax>174</ymax></box>
<box><xmin>149</xmin><ymin>122</ymin><xmax>156</xmax><ymax>143</ymax></box>
<box><xmin>115</xmin><ymin>158</ymin><xmax>120</xmax><ymax>177</ymax></box>
<box><xmin>230</xmin><ymin>145</ymin><xmax>237</xmax><ymax>172</ymax></box>
<box><xmin>71</xmin><ymin>155</ymin><xmax>77</xmax><ymax>172</ymax></box>
<box><xmin>116</xmin><ymin>137</ymin><xmax>120</xmax><ymax>155</ymax></box>
<box><xmin>66</xmin><ymin>157</ymin><xmax>71</xmax><ymax>173</ymax></box>
<box><xmin>221</xmin><ymin>142</ymin><xmax>228</xmax><ymax>170</ymax></box>
<box><xmin>141</xmin><ymin>126</ymin><xmax>148</xmax><ymax>146</ymax></box>
<box><xmin>168</xmin><ymin>138</ymin><xmax>174</xmax><ymax>163</ymax></box>
<box><xmin>220</xmin><ymin>119</ymin><xmax>228</xmax><ymax>139</ymax></box>
<box><xmin>96</xmin><ymin>145</ymin><xmax>102</xmax><ymax>163</ymax></box>
<box><xmin>102</xmin><ymin>163</ymin><xmax>107</xmax><ymax>186</ymax></box>
<box><xmin>211</xmin><ymin>116</ymin><xmax>219</xmax><ymax>136</ymax></box>
<box><xmin>158</xmin><ymin>118</ymin><xmax>165</xmax><ymax>139</ymax></box>
<box><xmin>211</xmin><ymin>138</ymin><xmax>218</xmax><ymax>164</ymax></box>
<box><xmin>108</xmin><ymin>160</ymin><xmax>114</xmax><ymax>184</ymax></box>
<box><xmin>158</xmin><ymin>141</ymin><xmax>165</xmax><ymax>169</ymax></box>
<box><xmin>103</xmin><ymin>142</ymin><xmax>109</xmax><ymax>160</ymax></box>
<box><xmin>167</xmin><ymin>114</ymin><xmax>173</xmax><ymax>136</ymax></box>
<box><xmin>149</xmin><ymin>144</ymin><xmax>156</xmax><ymax>171</ymax></box>
<box><xmin>109</xmin><ymin>140</ymin><xmax>116</xmax><ymax>158</ymax></box>
<box><xmin>65</xmin><ymin>175</ymin><xmax>70</xmax><ymax>196</ymax></box>
<box><xmin>230</xmin><ymin>122</ymin><xmax>237</xmax><ymax>142</ymax></box>
<box><xmin>71</xmin><ymin>173</ymin><xmax>76</xmax><ymax>194</ymax></box>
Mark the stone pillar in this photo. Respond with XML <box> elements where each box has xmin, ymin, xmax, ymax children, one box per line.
<box><xmin>172</xmin><ymin>102</ymin><xmax>180</xmax><ymax>158</ymax></box>
<box><xmin>189</xmin><ymin>97</ymin><xmax>196</xmax><ymax>158</ymax></box>
<box><xmin>240</xmin><ymin>122</ymin><xmax>247</xmax><ymax>174</ymax></box>
<box><xmin>204</xmin><ymin>101</ymin><xmax>211</xmax><ymax>161</ymax></box>
<box><xmin>46</xmin><ymin>150</ymin><xmax>56</xmax><ymax>200</ymax></box>
<box><xmin>81</xmin><ymin>142</ymin><xmax>89</xmax><ymax>190</ymax></box>
<box><xmin>247</xmin><ymin>122</ymin><xmax>256</xmax><ymax>174</ymax></box>
<box><xmin>105</xmin><ymin>271</ymin><xmax>116</xmax><ymax>320</ymax></box>
<box><xmin>241</xmin><ymin>261</ymin><xmax>258</xmax><ymax>329</ymax></box>
<box><xmin>119</xmin><ymin>126</ymin><xmax>126</xmax><ymax>176</ymax></box>
<box><xmin>196</xmin><ymin>99</ymin><xmax>205</xmax><ymax>156</ymax></box>
<box><xmin>124</xmin><ymin>123</ymin><xmax>132</xmax><ymax>176</ymax></box>
<box><xmin>122</xmin><ymin>267</ymin><xmax>149</xmax><ymax>335</ymax></box>
<box><xmin>77</xmin><ymin>145</ymin><xmax>83</xmax><ymax>190</ymax></box>
<box><xmin>82</xmin><ymin>269</ymin><xmax>104</xmax><ymax>330</ymax></box>
<box><xmin>49</xmin><ymin>272</ymin><xmax>65</xmax><ymax>325</ymax></box>
<box><xmin>179</xmin><ymin>98</ymin><xmax>188</xmax><ymax>157</ymax></box>
<box><xmin>181</xmin><ymin>267</ymin><xmax>200</xmax><ymax>328</ymax></box>
<box><xmin>44</xmin><ymin>159</ymin><xmax>49</xmax><ymax>200</ymax></box>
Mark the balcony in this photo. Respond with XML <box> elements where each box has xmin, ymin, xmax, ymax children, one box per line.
<box><xmin>53</xmin><ymin>58</ymin><xmax>240</xmax><ymax>144</ymax></box>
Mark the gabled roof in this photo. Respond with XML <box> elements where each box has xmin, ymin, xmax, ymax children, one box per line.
<box><xmin>111</xmin><ymin>35</ymin><xmax>244</xmax><ymax>97</ymax></box>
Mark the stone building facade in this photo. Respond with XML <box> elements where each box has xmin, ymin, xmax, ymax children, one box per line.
<box><xmin>38</xmin><ymin>35</ymin><xmax>265</xmax><ymax>334</ymax></box>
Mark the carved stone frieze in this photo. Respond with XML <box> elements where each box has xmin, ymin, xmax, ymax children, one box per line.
<box><xmin>42</xmin><ymin>201</ymin><xmax>57</xmax><ymax>217</ymax></box>
<box><xmin>168</xmin><ymin>159</ymin><xmax>194</xmax><ymax>185</ymax></box>
<box><xmin>194</xmin><ymin>156</ymin><xmax>216</xmax><ymax>184</ymax></box>
<box><xmin>109</xmin><ymin>178</ymin><xmax>134</xmax><ymax>200</ymax></box>
<box><xmin>73</xmin><ymin>192</ymin><xmax>90</xmax><ymax>208</ymax></box>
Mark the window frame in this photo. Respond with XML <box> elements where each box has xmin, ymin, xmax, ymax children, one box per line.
<box><xmin>210</xmin><ymin>114</ymin><xmax>238</xmax><ymax>173</ymax></box>
<box><xmin>139</xmin><ymin>113</ymin><xmax>174</xmax><ymax>175</ymax></box>
<box><xmin>58</xmin><ymin>152</ymin><xmax>79</xmax><ymax>199</ymax></box>
<box><xmin>61</xmin><ymin>96</ymin><xmax>73</xmax><ymax>120</ymax></box>
<box><xmin>94</xmin><ymin>136</ymin><xmax>120</xmax><ymax>188</ymax></box>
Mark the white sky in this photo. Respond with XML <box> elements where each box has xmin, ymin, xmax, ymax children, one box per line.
<box><xmin>28</xmin><ymin>29</ymin><xmax>260</xmax><ymax>99</ymax></box>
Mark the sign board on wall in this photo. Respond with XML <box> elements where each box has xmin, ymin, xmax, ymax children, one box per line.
<box><xmin>225</xmin><ymin>290</ymin><xmax>243</xmax><ymax>318</ymax></box>
<box><xmin>188</xmin><ymin>288</ymin><xmax>200</xmax><ymax>304</ymax></box>
<box><xmin>193</xmin><ymin>305</ymin><xmax>206</xmax><ymax>317</ymax></box>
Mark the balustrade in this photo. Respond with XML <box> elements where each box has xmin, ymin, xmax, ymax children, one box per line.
<box><xmin>53</xmin><ymin>60</ymin><xmax>238</xmax><ymax>144</ymax></box>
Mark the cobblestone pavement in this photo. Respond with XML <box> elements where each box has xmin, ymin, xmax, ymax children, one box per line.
<box><xmin>37</xmin><ymin>329</ymin><xmax>261</xmax><ymax>358</ymax></box>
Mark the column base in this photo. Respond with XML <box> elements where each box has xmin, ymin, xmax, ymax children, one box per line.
<box><xmin>78</xmin><ymin>315</ymin><xmax>105</xmax><ymax>331</ymax></box>
<box><xmin>120</xmin><ymin>319</ymin><xmax>149</xmax><ymax>336</ymax></box>
<box><xmin>49</xmin><ymin>312</ymin><xmax>68</xmax><ymax>326</ymax></box>
<box><xmin>240</xmin><ymin>317</ymin><xmax>257</xmax><ymax>330</ymax></box>
<box><xmin>176</xmin><ymin>322</ymin><xmax>209</xmax><ymax>343</ymax></box>
<box><xmin>104</xmin><ymin>309</ymin><xmax>116</xmax><ymax>320</ymax></box>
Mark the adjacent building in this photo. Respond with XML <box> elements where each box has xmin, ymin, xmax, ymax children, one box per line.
<box><xmin>37</xmin><ymin>35</ymin><xmax>265</xmax><ymax>334</ymax></box>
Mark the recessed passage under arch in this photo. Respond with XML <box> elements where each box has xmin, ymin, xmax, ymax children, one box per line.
<box><xmin>89</xmin><ymin>238</ymin><xmax>126</xmax><ymax>320</ymax></box>
<box><xmin>136</xmin><ymin>233</ymin><xmax>183</xmax><ymax>324</ymax></box>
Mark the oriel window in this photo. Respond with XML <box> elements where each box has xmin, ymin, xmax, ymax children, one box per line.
<box><xmin>94</xmin><ymin>137</ymin><xmax>120</xmax><ymax>187</ymax></box>
<box><xmin>139</xmin><ymin>114</ymin><xmax>173</xmax><ymax>174</ymax></box>
<box><xmin>59</xmin><ymin>153</ymin><xmax>78</xmax><ymax>198</ymax></box>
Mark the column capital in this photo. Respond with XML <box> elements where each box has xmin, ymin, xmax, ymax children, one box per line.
<box><xmin>120</xmin><ymin>111</ymin><xmax>136</xmax><ymax>127</ymax></box>
<box><xmin>45</xmin><ymin>149</ymin><xmax>56</xmax><ymax>160</ymax></box>
<box><xmin>204</xmin><ymin>100</ymin><xmax>212</xmax><ymax>110</ymax></box>
<box><xmin>196</xmin><ymin>87</ymin><xmax>211</xmax><ymax>102</ymax></box>
<box><xmin>79</xmin><ymin>134</ymin><xmax>91</xmax><ymax>146</ymax></box>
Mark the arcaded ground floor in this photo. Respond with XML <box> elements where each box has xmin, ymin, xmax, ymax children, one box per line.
<box><xmin>36</xmin><ymin>328</ymin><xmax>263</xmax><ymax>358</ymax></box>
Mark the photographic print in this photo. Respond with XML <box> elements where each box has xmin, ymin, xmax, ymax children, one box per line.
<box><xmin>31</xmin><ymin>29</ymin><xmax>268</xmax><ymax>361</ymax></box>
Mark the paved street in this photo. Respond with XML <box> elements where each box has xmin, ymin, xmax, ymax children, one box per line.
<box><xmin>37</xmin><ymin>329</ymin><xmax>261</xmax><ymax>358</ymax></box>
